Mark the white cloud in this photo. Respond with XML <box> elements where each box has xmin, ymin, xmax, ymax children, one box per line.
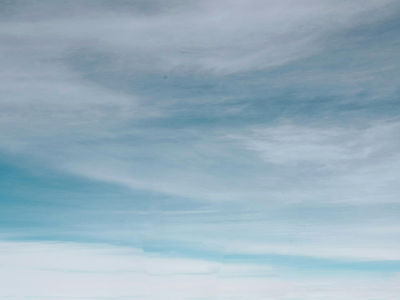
<box><xmin>225</xmin><ymin>120</ymin><xmax>400</xmax><ymax>204</ymax></box>
<box><xmin>1</xmin><ymin>241</ymin><xmax>399</xmax><ymax>300</ymax></box>
<box><xmin>236</xmin><ymin>121</ymin><xmax>400</xmax><ymax>166</ymax></box>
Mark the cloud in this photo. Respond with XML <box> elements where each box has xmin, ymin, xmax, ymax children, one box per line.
<box><xmin>0</xmin><ymin>0</ymin><xmax>399</xmax><ymax>196</ymax></box>
<box><xmin>0</xmin><ymin>0</ymin><xmax>396</xmax><ymax>75</ymax></box>
<box><xmin>224</xmin><ymin>120</ymin><xmax>400</xmax><ymax>204</ymax></box>
<box><xmin>1</xmin><ymin>3</ymin><xmax>400</xmax><ymax>299</ymax></box>
<box><xmin>1</xmin><ymin>241</ymin><xmax>399</xmax><ymax>300</ymax></box>
<box><xmin>235</xmin><ymin>121</ymin><xmax>400</xmax><ymax>166</ymax></box>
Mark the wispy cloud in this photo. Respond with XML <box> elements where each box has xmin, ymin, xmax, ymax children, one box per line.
<box><xmin>1</xmin><ymin>1</ymin><xmax>400</xmax><ymax>299</ymax></box>
<box><xmin>0</xmin><ymin>0</ymin><xmax>396</xmax><ymax>75</ymax></box>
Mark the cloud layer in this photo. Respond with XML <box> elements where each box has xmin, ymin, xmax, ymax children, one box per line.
<box><xmin>1</xmin><ymin>1</ymin><xmax>400</xmax><ymax>299</ymax></box>
<box><xmin>1</xmin><ymin>241</ymin><xmax>400</xmax><ymax>300</ymax></box>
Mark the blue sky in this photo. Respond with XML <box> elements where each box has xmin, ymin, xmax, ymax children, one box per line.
<box><xmin>1</xmin><ymin>0</ymin><xmax>400</xmax><ymax>299</ymax></box>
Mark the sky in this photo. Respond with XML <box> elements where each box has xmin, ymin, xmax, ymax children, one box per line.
<box><xmin>1</xmin><ymin>0</ymin><xmax>400</xmax><ymax>299</ymax></box>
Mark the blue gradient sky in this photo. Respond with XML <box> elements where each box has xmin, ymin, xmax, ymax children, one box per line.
<box><xmin>1</xmin><ymin>1</ymin><xmax>400</xmax><ymax>299</ymax></box>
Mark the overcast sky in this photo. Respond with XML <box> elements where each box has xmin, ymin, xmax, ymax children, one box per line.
<box><xmin>1</xmin><ymin>1</ymin><xmax>400</xmax><ymax>299</ymax></box>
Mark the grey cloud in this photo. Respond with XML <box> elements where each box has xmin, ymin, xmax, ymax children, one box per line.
<box><xmin>1</xmin><ymin>0</ymin><xmax>396</xmax><ymax>74</ymax></box>
<box><xmin>1</xmin><ymin>0</ymin><xmax>400</xmax><ymax>239</ymax></box>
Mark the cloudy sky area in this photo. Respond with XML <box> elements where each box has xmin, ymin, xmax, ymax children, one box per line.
<box><xmin>1</xmin><ymin>0</ymin><xmax>400</xmax><ymax>299</ymax></box>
